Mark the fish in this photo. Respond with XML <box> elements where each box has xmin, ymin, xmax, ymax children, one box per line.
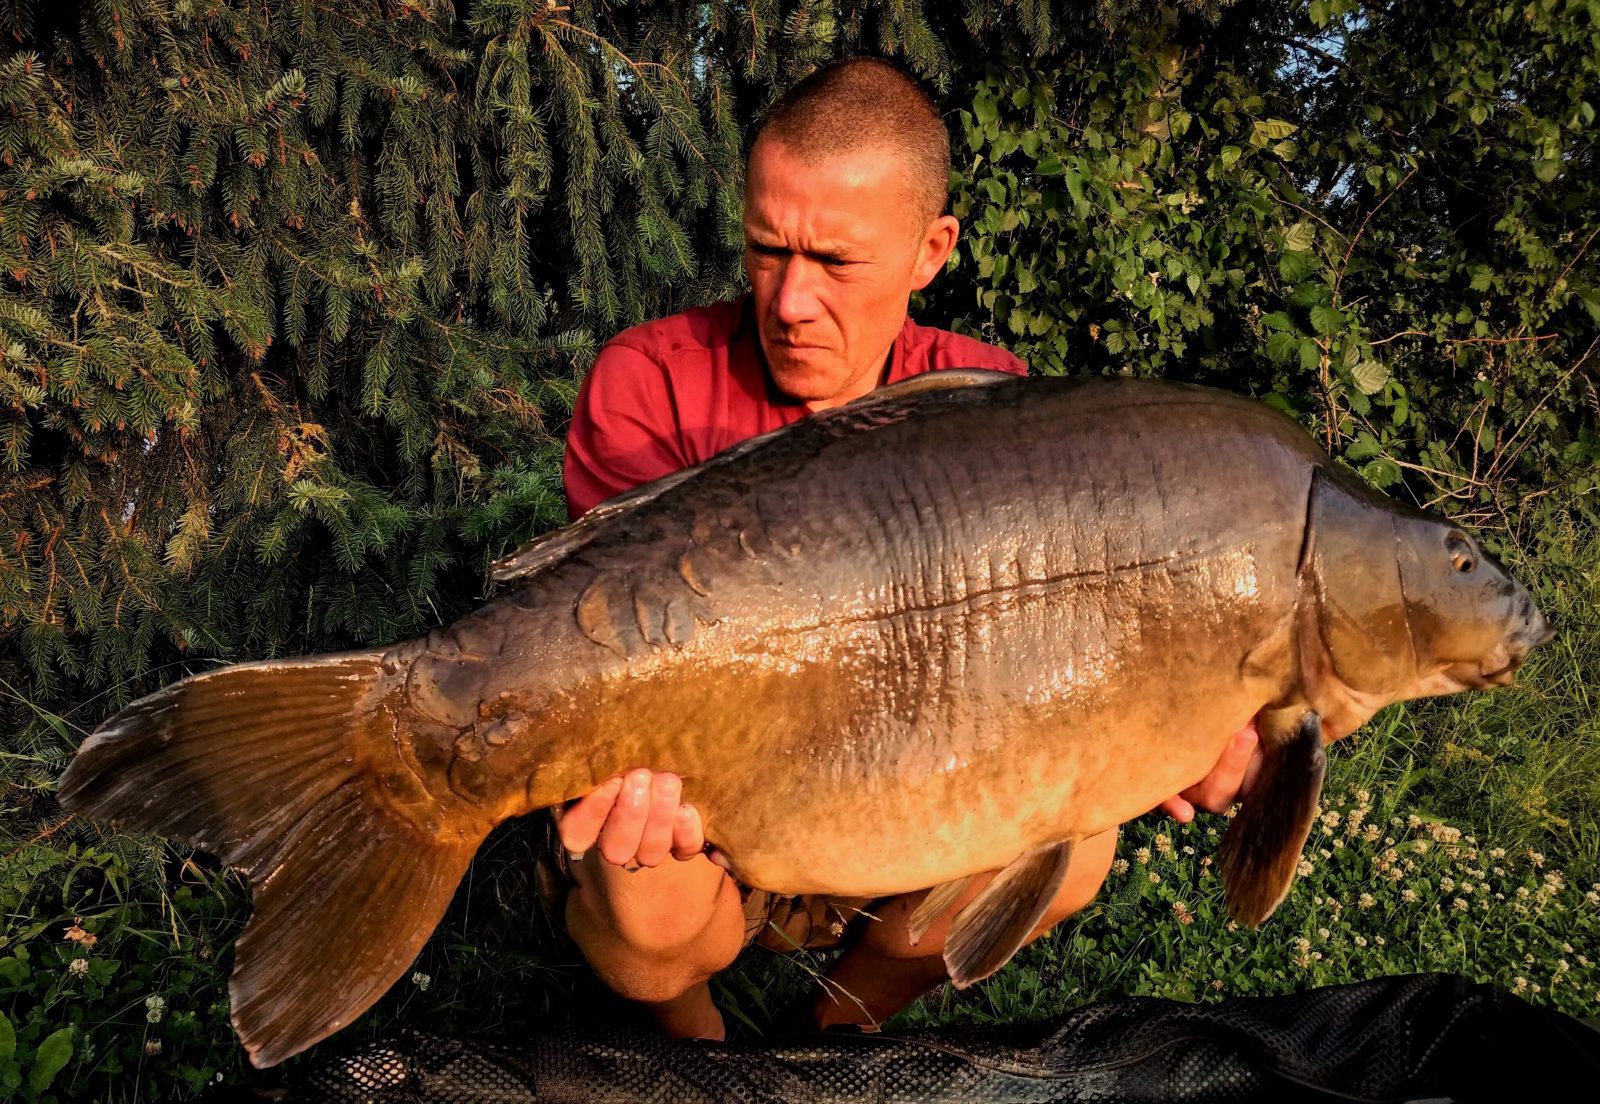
<box><xmin>58</xmin><ymin>372</ymin><xmax>1553</xmax><ymax>1068</ymax></box>
<box><xmin>267</xmin><ymin>975</ymin><xmax>1600</xmax><ymax>1103</ymax></box>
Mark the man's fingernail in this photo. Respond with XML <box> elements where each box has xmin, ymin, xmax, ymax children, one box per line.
<box><xmin>567</xmin><ymin>850</ymin><xmax>586</xmax><ymax>863</ymax></box>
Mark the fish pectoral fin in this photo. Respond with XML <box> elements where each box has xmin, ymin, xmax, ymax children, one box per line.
<box><xmin>907</xmin><ymin>875</ymin><xmax>977</xmax><ymax>946</ymax></box>
<box><xmin>943</xmin><ymin>840</ymin><xmax>1074</xmax><ymax>989</ymax></box>
<box><xmin>1218</xmin><ymin>710</ymin><xmax>1327</xmax><ymax>927</ymax></box>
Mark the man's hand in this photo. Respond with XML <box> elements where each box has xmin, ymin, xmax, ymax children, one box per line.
<box><xmin>1157</xmin><ymin>722</ymin><xmax>1263</xmax><ymax>823</ymax></box>
<box><xmin>554</xmin><ymin>768</ymin><xmax>706</xmax><ymax>868</ymax></box>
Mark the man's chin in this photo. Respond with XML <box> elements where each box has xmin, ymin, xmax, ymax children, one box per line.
<box><xmin>767</xmin><ymin>358</ymin><xmax>851</xmax><ymax>404</ymax></box>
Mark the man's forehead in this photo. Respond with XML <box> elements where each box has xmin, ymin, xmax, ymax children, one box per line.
<box><xmin>743</xmin><ymin>139</ymin><xmax>919</xmax><ymax>242</ymax></box>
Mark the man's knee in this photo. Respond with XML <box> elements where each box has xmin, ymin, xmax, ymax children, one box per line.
<box><xmin>565</xmin><ymin>854</ymin><xmax>747</xmax><ymax>1004</ymax></box>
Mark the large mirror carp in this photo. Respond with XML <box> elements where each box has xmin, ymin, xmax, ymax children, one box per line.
<box><xmin>59</xmin><ymin>371</ymin><xmax>1552</xmax><ymax>1067</ymax></box>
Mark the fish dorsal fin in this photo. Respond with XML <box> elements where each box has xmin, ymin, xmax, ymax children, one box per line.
<box><xmin>491</xmin><ymin>466</ymin><xmax>701</xmax><ymax>583</ymax></box>
<box><xmin>944</xmin><ymin>839</ymin><xmax>1074</xmax><ymax>988</ymax></box>
<box><xmin>864</xmin><ymin>367</ymin><xmax>1019</xmax><ymax>399</ymax></box>
<box><xmin>490</xmin><ymin>368</ymin><xmax>1019</xmax><ymax>583</ymax></box>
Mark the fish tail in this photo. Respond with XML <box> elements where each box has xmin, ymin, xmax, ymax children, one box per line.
<box><xmin>57</xmin><ymin>652</ymin><xmax>482</xmax><ymax>1068</ymax></box>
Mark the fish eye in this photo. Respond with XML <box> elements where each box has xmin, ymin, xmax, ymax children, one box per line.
<box><xmin>1447</xmin><ymin>533</ymin><xmax>1476</xmax><ymax>574</ymax></box>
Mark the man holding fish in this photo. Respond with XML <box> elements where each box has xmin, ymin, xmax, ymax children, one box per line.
<box><xmin>549</xmin><ymin>58</ymin><xmax>1263</xmax><ymax>1041</ymax></box>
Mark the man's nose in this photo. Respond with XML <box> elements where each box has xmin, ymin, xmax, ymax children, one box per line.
<box><xmin>772</xmin><ymin>258</ymin><xmax>822</xmax><ymax>325</ymax></box>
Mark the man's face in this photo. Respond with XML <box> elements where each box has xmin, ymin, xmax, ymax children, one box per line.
<box><xmin>743</xmin><ymin>137</ymin><xmax>958</xmax><ymax>411</ymax></box>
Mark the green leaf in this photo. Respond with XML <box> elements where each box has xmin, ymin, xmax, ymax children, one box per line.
<box><xmin>1220</xmin><ymin>145</ymin><xmax>1242</xmax><ymax>169</ymax></box>
<box><xmin>1266</xmin><ymin>331</ymin><xmax>1299</xmax><ymax>363</ymax></box>
<box><xmin>27</xmin><ymin>1027</ymin><xmax>74</xmax><ymax>1096</ymax></box>
<box><xmin>1351</xmin><ymin>359</ymin><xmax>1390</xmax><ymax>395</ymax></box>
<box><xmin>1252</xmin><ymin>118</ymin><xmax>1298</xmax><ymax>142</ymax></box>
<box><xmin>1298</xmin><ymin>338</ymin><xmax>1323</xmax><ymax>371</ymax></box>
<box><xmin>1261</xmin><ymin>310</ymin><xmax>1295</xmax><ymax>332</ymax></box>
<box><xmin>1063</xmin><ymin>169</ymin><xmax>1086</xmax><ymax>207</ymax></box>
<box><xmin>1533</xmin><ymin>159</ymin><xmax>1561</xmax><ymax>182</ymax></box>
<box><xmin>1360</xmin><ymin>458</ymin><xmax>1403</xmax><ymax>489</ymax></box>
<box><xmin>1309</xmin><ymin>305</ymin><xmax>1344</xmax><ymax>335</ymax></box>
<box><xmin>0</xmin><ymin>1012</ymin><xmax>13</xmax><ymax>1065</ymax></box>
<box><xmin>1346</xmin><ymin>431</ymin><xmax>1381</xmax><ymax>461</ymax></box>
<box><xmin>1282</xmin><ymin>221</ymin><xmax>1316</xmax><ymax>253</ymax></box>
<box><xmin>973</xmin><ymin>91</ymin><xmax>998</xmax><ymax>127</ymax></box>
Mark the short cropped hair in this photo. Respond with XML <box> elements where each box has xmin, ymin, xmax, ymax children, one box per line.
<box><xmin>753</xmin><ymin>58</ymin><xmax>951</xmax><ymax>225</ymax></box>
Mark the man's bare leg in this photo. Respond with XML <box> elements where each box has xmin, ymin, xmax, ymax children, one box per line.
<box><xmin>807</xmin><ymin>827</ymin><xmax>1121</xmax><ymax>1031</ymax></box>
<box><xmin>565</xmin><ymin>848</ymin><xmax>747</xmax><ymax>1039</ymax></box>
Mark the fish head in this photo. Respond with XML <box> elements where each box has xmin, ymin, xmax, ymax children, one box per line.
<box><xmin>1305</xmin><ymin>471</ymin><xmax>1422</xmax><ymax>698</ymax></box>
<box><xmin>1394</xmin><ymin>515</ymin><xmax>1554</xmax><ymax>693</ymax></box>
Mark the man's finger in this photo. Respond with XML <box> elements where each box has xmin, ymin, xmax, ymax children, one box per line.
<box><xmin>1158</xmin><ymin>795</ymin><xmax>1196</xmax><ymax>823</ymax></box>
<box><xmin>597</xmin><ymin>768</ymin><xmax>653</xmax><ymax>866</ymax></box>
<box><xmin>1184</xmin><ymin>726</ymin><xmax>1260</xmax><ymax>814</ymax></box>
<box><xmin>671</xmin><ymin>803</ymin><xmax>705</xmax><ymax>861</ymax></box>
<box><xmin>632</xmin><ymin>773</ymin><xmax>683</xmax><ymax>868</ymax></box>
<box><xmin>556</xmin><ymin>776</ymin><xmax>623</xmax><ymax>855</ymax></box>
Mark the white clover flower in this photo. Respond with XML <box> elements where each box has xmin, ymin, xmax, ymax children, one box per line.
<box><xmin>68</xmin><ymin>958</ymin><xmax>89</xmax><ymax>976</ymax></box>
<box><xmin>412</xmin><ymin>971</ymin><xmax>432</xmax><ymax>991</ymax></box>
<box><xmin>1148</xmin><ymin>872</ymin><xmax>1161</xmax><ymax>885</ymax></box>
<box><xmin>1135</xmin><ymin>847</ymin><xmax>1152</xmax><ymax>865</ymax></box>
<box><xmin>1111</xmin><ymin>858</ymin><xmax>1130</xmax><ymax>876</ymax></box>
<box><xmin>1401</xmin><ymin>888</ymin><xmax>1419</xmax><ymax>903</ymax></box>
<box><xmin>1358</xmin><ymin>893</ymin><xmax>1376</xmax><ymax>910</ymax></box>
<box><xmin>1354</xmin><ymin>935</ymin><xmax>1367</xmax><ymax>947</ymax></box>
<box><xmin>1452</xmin><ymin>897</ymin><xmax>1468</xmax><ymax>912</ymax></box>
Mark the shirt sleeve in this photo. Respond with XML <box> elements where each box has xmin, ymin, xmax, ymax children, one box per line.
<box><xmin>563</xmin><ymin>342</ymin><xmax>689</xmax><ymax>519</ymax></box>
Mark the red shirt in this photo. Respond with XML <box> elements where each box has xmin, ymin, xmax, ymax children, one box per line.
<box><xmin>563</xmin><ymin>295</ymin><xmax>1028</xmax><ymax>517</ymax></box>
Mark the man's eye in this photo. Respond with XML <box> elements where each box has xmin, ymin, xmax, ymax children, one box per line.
<box><xmin>749</xmin><ymin>243</ymin><xmax>786</xmax><ymax>257</ymax></box>
<box><xmin>821</xmin><ymin>256</ymin><xmax>852</xmax><ymax>268</ymax></box>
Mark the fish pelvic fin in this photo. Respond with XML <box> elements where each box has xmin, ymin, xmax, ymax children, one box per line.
<box><xmin>944</xmin><ymin>840</ymin><xmax>1074</xmax><ymax>989</ymax></box>
<box><xmin>907</xmin><ymin>874</ymin><xmax>978</xmax><ymax>946</ymax></box>
<box><xmin>57</xmin><ymin>652</ymin><xmax>483</xmax><ymax>1068</ymax></box>
<box><xmin>1218</xmin><ymin>710</ymin><xmax>1327</xmax><ymax>927</ymax></box>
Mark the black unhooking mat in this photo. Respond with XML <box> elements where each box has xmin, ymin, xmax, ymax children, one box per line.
<box><xmin>238</xmin><ymin>974</ymin><xmax>1600</xmax><ymax>1103</ymax></box>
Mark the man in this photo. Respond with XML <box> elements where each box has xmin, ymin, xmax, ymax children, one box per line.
<box><xmin>546</xmin><ymin>58</ymin><xmax>1259</xmax><ymax>1041</ymax></box>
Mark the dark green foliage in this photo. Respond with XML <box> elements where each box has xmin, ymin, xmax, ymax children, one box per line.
<box><xmin>1</xmin><ymin>1</ymin><xmax>1595</xmax><ymax>1099</ymax></box>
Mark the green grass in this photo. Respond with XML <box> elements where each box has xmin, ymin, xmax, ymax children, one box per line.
<box><xmin>3</xmin><ymin>516</ymin><xmax>1597</xmax><ymax>1100</ymax></box>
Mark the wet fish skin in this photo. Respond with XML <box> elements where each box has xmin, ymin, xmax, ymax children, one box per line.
<box><xmin>58</xmin><ymin>373</ymin><xmax>1551</xmax><ymax>1067</ymax></box>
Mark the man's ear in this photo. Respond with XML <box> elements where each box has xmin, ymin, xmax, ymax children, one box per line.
<box><xmin>909</xmin><ymin>215</ymin><xmax>960</xmax><ymax>291</ymax></box>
